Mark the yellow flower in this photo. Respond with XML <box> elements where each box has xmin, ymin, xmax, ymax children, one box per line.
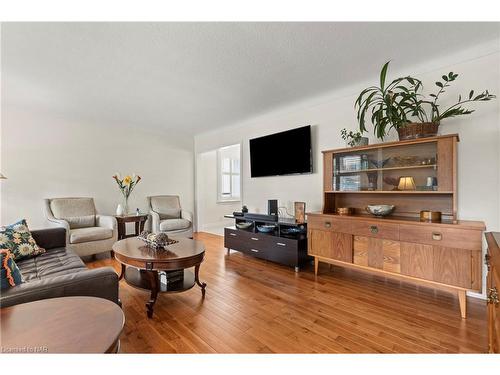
<box><xmin>123</xmin><ymin>176</ymin><xmax>132</xmax><ymax>185</ymax></box>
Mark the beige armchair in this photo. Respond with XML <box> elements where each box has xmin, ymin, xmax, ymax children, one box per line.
<box><xmin>147</xmin><ymin>195</ymin><xmax>193</xmax><ymax>238</ymax></box>
<box><xmin>44</xmin><ymin>197</ymin><xmax>117</xmax><ymax>257</ymax></box>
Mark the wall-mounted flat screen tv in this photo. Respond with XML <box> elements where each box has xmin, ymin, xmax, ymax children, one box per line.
<box><xmin>249</xmin><ymin>125</ymin><xmax>312</xmax><ymax>178</ymax></box>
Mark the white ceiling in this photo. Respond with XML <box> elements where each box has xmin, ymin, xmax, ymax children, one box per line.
<box><xmin>2</xmin><ymin>22</ymin><xmax>499</xmax><ymax>136</ymax></box>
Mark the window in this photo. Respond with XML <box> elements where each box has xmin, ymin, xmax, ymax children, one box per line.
<box><xmin>217</xmin><ymin>144</ymin><xmax>241</xmax><ymax>202</ymax></box>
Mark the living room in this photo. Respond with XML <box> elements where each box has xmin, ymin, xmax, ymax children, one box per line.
<box><xmin>1</xmin><ymin>1</ymin><xmax>500</xmax><ymax>373</ymax></box>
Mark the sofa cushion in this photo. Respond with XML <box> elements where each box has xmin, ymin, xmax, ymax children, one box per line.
<box><xmin>50</xmin><ymin>198</ymin><xmax>96</xmax><ymax>229</ymax></box>
<box><xmin>0</xmin><ymin>219</ymin><xmax>45</xmax><ymax>261</ymax></box>
<box><xmin>150</xmin><ymin>196</ymin><xmax>181</xmax><ymax>220</ymax></box>
<box><xmin>1</xmin><ymin>249</ymin><xmax>23</xmax><ymax>289</ymax></box>
<box><xmin>70</xmin><ymin>227</ymin><xmax>113</xmax><ymax>244</ymax></box>
<box><xmin>159</xmin><ymin>218</ymin><xmax>191</xmax><ymax>232</ymax></box>
<box><xmin>16</xmin><ymin>246</ymin><xmax>86</xmax><ymax>282</ymax></box>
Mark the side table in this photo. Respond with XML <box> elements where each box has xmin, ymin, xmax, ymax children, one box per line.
<box><xmin>115</xmin><ymin>214</ymin><xmax>149</xmax><ymax>240</ymax></box>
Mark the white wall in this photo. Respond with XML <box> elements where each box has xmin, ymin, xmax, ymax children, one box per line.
<box><xmin>0</xmin><ymin>107</ymin><xmax>194</xmax><ymax>230</ymax></box>
<box><xmin>195</xmin><ymin>49</ymin><xmax>500</xmax><ymax>297</ymax></box>
<box><xmin>196</xmin><ymin>150</ymin><xmax>239</xmax><ymax>235</ymax></box>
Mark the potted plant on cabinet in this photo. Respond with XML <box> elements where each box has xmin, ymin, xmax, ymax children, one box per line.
<box><xmin>340</xmin><ymin>128</ymin><xmax>369</xmax><ymax>147</ymax></box>
<box><xmin>355</xmin><ymin>61</ymin><xmax>496</xmax><ymax>140</ymax></box>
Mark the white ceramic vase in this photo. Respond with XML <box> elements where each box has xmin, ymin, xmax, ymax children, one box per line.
<box><xmin>116</xmin><ymin>203</ymin><xmax>124</xmax><ymax>216</ymax></box>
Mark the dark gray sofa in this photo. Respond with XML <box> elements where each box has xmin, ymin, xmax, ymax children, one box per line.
<box><xmin>0</xmin><ymin>228</ymin><xmax>119</xmax><ymax>308</ymax></box>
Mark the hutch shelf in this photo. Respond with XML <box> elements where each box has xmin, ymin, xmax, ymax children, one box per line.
<box><xmin>308</xmin><ymin>134</ymin><xmax>485</xmax><ymax>318</ymax></box>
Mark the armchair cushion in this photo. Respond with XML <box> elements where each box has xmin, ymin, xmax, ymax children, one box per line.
<box><xmin>49</xmin><ymin>198</ymin><xmax>96</xmax><ymax>229</ymax></box>
<box><xmin>70</xmin><ymin>227</ymin><xmax>113</xmax><ymax>244</ymax></box>
<box><xmin>159</xmin><ymin>218</ymin><xmax>191</xmax><ymax>232</ymax></box>
<box><xmin>150</xmin><ymin>196</ymin><xmax>181</xmax><ymax>219</ymax></box>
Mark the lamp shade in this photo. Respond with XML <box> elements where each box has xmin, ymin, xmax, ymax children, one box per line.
<box><xmin>398</xmin><ymin>176</ymin><xmax>416</xmax><ymax>191</ymax></box>
<box><xmin>0</xmin><ymin>173</ymin><xmax>6</xmax><ymax>179</ymax></box>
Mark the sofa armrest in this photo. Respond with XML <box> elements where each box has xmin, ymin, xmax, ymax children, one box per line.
<box><xmin>31</xmin><ymin>228</ymin><xmax>67</xmax><ymax>250</ymax></box>
<box><xmin>96</xmin><ymin>215</ymin><xmax>117</xmax><ymax>230</ymax></box>
<box><xmin>150</xmin><ymin>211</ymin><xmax>161</xmax><ymax>233</ymax></box>
<box><xmin>0</xmin><ymin>267</ymin><xmax>119</xmax><ymax>308</ymax></box>
<box><xmin>181</xmin><ymin>210</ymin><xmax>193</xmax><ymax>223</ymax></box>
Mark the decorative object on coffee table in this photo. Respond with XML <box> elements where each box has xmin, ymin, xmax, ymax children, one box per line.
<box><xmin>114</xmin><ymin>213</ymin><xmax>148</xmax><ymax>241</ymax></box>
<box><xmin>113</xmin><ymin>237</ymin><xmax>206</xmax><ymax>318</ymax></box>
<box><xmin>1</xmin><ymin>296</ymin><xmax>124</xmax><ymax>353</ymax></box>
<box><xmin>138</xmin><ymin>230</ymin><xmax>178</xmax><ymax>249</ymax></box>
<box><xmin>112</xmin><ymin>173</ymin><xmax>141</xmax><ymax>215</ymax></box>
<box><xmin>0</xmin><ymin>172</ymin><xmax>6</xmax><ymax>179</ymax></box>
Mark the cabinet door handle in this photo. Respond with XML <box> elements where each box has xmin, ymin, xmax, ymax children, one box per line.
<box><xmin>229</xmin><ymin>233</ymin><xmax>237</xmax><ymax>236</ymax></box>
<box><xmin>276</xmin><ymin>242</ymin><xmax>286</xmax><ymax>247</ymax></box>
<box><xmin>251</xmin><ymin>237</ymin><xmax>259</xmax><ymax>241</ymax></box>
<box><xmin>251</xmin><ymin>249</ymin><xmax>259</xmax><ymax>253</ymax></box>
<box><xmin>324</xmin><ymin>222</ymin><xmax>331</xmax><ymax>228</ymax></box>
<box><xmin>370</xmin><ymin>225</ymin><xmax>378</xmax><ymax>234</ymax></box>
<box><xmin>432</xmin><ymin>232</ymin><xmax>442</xmax><ymax>241</ymax></box>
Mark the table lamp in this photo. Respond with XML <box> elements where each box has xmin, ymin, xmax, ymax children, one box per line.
<box><xmin>398</xmin><ymin>176</ymin><xmax>416</xmax><ymax>191</ymax></box>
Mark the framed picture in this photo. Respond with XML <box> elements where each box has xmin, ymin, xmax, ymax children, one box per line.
<box><xmin>294</xmin><ymin>202</ymin><xmax>306</xmax><ymax>223</ymax></box>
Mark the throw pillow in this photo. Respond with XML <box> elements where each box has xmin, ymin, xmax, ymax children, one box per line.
<box><xmin>0</xmin><ymin>249</ymin><xmax>23</xmax><ymax>289</ymax></box>
<box><xmin>0</xmin><ymin>219</ymin><xmax>45</xmax><ymax>261</ymax></box>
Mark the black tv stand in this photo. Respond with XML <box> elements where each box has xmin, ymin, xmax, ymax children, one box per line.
<box><xmin>223</xmin><ymin>214</ymin><xmax>310</xmax><ymax>272</ymax></box>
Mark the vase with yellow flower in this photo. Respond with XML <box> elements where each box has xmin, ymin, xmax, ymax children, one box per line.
<box><xmin>112</xmin><ymin>173</ymin><xmax>141</xmax><ymax>215</ymax></box>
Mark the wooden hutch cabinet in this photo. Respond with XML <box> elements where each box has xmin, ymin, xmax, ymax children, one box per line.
<box><xmin>308</xmin><ymin>134</ymin><xmax>485</xmax><ymax>318</ymax></box>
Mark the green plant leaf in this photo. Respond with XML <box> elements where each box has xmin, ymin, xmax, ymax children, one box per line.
<box><xmin>442</xmin><ymin>75</ymin><xmax>448</xmax><ymax>81</ymax></box>
<box><xmin>436</xmin><ymin>82</ymin><xmax>443</xmax><ymax>88</ymax></box>
<box><xmin>380</xmin><ymin>61</ymin><xmax>390</xmax><ymax>91</ymax></box>
<box><xmin>469</xmin><ymin>90</ymin><xmax>474</xmax><ymax>99</ymax></box>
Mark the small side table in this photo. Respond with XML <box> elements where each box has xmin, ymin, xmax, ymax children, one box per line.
<box><xmin>115</xmin><ymin>214</ymin><xmax>149</xmax><ymax>240</ymax></box>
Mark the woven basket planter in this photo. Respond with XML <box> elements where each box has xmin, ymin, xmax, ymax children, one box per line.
<box><xmin>397</xmin><ymin>122</ymin><xmax>440</xmax><ymax>140</ymax></box>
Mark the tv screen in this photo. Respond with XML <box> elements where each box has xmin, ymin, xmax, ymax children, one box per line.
<box><xmin>249</xmin><ymin>125</ymin><xmax>312</xmax><ymax>178</ymax></box>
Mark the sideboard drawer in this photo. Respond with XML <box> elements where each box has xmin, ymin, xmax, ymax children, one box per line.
<box><xmin>399</xmin><ymin>224</ymin><xmax>482</xmax><ymax>250</ymax></box>
<box><xmin>307</xmin><ymin>215</ymin><xmax>351</xmax><ymax>233</ymax></box>
<box><xmin>351</xmin><ymin>220</ymin><xmax>399</xmax><ymax>241</ymax></box>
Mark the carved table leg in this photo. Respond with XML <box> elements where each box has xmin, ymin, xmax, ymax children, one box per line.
<box><xmin>194</xmin><ymin>263</ymin><xmax>207</xmax><ymax>297</ymax></box>
<box><xmin>118</xmin><ymin>264</ymin><xmax>126</xmax><ymax>281</ymax></box>
<box><xmin>146</xmin><ymin>270</ymin><xmax>159</xmax><ymax>318</ymax></box>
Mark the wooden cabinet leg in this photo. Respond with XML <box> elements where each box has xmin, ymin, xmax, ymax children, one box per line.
<box><xmin>458</xmin><ymin>289</ymin><xmax>467</xmax><ymax>319</ymax></box>
<box><xmin>314</xmin><ymin>257</ymin><xmax>319</xmax><ymax>276</ymax></box>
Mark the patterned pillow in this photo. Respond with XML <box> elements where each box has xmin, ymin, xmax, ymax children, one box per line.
<box><xmin>0</xmin><ymin>219</ymin><xmax>45</xmax><ymax>261</ymax></box>
<box><xmin>1</xmin><ymin>249</ymin><xmax>23</xmax><ymax>289</ymax></box>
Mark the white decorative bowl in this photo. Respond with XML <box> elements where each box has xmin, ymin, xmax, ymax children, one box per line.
<box><xmin>366</xmin><ymin>204</ymin><xmax>395</xmax><ymax>217</ymax></box>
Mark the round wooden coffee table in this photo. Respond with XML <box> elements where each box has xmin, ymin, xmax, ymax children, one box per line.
<box><xmin>112</xmin><ymin>237</ymin><xmax>207</xmax><ymax>318</ymax></box>
<box><xmin>0</xmin><ymin>297</ymin><xmax>124</xmax><ymax>353</ymax></box>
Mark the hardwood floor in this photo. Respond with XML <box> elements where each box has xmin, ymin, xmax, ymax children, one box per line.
<box><xmin>86</xmin><ymin>232</ymin><xmax>488</xmax><ymax>353</ymax></box>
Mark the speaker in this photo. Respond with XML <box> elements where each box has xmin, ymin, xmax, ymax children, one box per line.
<box><xmin>268</xmin><ymin>199</ymin><xmax>278</xmax><ymax>216</ymax></box>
